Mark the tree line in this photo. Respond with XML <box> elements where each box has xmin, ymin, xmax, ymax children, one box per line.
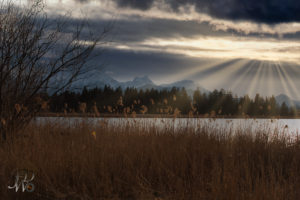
<box><xmin>45</xmin><ymin>86</ymin><xmax>296</xmax><ymax>117</ymax></box>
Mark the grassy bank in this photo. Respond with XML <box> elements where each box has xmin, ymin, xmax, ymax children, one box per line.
<box><xmin>1</xmin><ymin>119</ymin><xmax>300</xmax><ymax>199</ymax></box>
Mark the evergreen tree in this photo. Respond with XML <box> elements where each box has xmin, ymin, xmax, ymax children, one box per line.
<box><xmin>280</xmin><ymin>102</ymin><xmax>289</xmax><ymax>116</ymax></box>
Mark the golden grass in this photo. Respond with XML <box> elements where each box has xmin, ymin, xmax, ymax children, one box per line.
<box><xmin>1</xmin><ymin>119</ymin><xmax>300</xmax><ymax>199</ymax></box>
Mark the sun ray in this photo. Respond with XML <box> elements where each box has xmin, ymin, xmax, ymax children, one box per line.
<box><xmin>274</xmin><ymin>62</ymin><xmax>299</xmax><ymax>116</ymax></box>
<box><xmin>246</xmin><ymin>60</ymin><xmax>264</xmax><ymax>98</ymax></box>
<box><xmin>280</xmin><ymin>62</ymin><xmax>300</xmax><ymax>100</ymax></box>
<box><xmin>266</xmin><ymin>62</ymin><xmax>274</xmax><ymax>97</ymax></box>
<box><xmin>216</xmin><ymin>59</ymin><xmax>251</xmax><ymax>87</ymax></box>
<box><xmin>229</xmin><ymin>60</ymin><xmax>257</xmax><ymax>94</ymax></box>
<box><xmin>256</xmin><ymin>62</ymin><xmax>268</xmax><ymax>96</ymax></box>
<box><xmin>195</xmin><ymin>59</ymin><xmax>245</xmax><ymax>89</ymax></box>
<box><xmin>205</xmin><ymin>60</ymin><xmax>253</xmax><ymax>114</ymax></box>
<box><xmin>210</xmin><ymin>91</ymin><xmax>228</xmax><ymax>115</ymax></box>
<box><xmin>274</xmin><ymin>61</ymin><xmax>296</xmax><ymax>108</ymax></box>
<box><xmin>169</xmin><ymin>59</ymin><xmax>227</xmax><ymax>82</ymax></box>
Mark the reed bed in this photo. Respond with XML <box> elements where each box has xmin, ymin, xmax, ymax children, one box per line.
<box><xmin>0</xmin><ymin>119</ymin><xmax>300</xmax><ymax>199</ymax></box>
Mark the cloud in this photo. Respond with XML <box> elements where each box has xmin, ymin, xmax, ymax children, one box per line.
<box><xmin>167</xmin><ymin>0</ymin><xmax>300</xmax><ymax>24</ymax></box>
<box><xmin>42</xmin><ymin>1</ymin><xmax>300</xmax><ymax>63</ymax></box>
<box><xmin>103</xmin><ymin>35</ymin><xmax>300</xmax><ymax>63</ymax></box>
<box><xmin>73</xmin><ymin>0</ymin><xmax>155</xmax><ymax>10</ymax></box>
<box><xmin>114</xmin><ymin>0</ymin><xmax>155</xmax><ymax>10</ymax></box>
<box><xmin>72</xmin><ymin>0</ymin><xmax>300</xmax><ymax>24</ymax></box>
<box><xmin>52</xmin><ymin>0</ymin><xmax>300</xmax><ymax>36</ymax></box>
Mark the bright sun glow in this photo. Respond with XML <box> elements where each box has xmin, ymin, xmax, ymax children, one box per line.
<box><xmin>139</xmin><ymin>37</ymin><xmax>300</xmax><ymax>63</ymax></box>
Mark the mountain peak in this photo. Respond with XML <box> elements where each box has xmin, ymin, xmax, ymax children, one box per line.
<box><xmin>133</xmin><ymin>76</ymin><xmax>153</xmax><ymax>84</ymax></box>
<box><xmin>128</xmin><ymin>76</ymin><xmax>154</xmax><ymax>87</ymax></box>
<box><xmin>275</xmin><ymin>94</ymin><xmax>300</xmax><ymax>108</ymax></box>
<box><xmin>276</xmin><ymin>94</ymin><xmax>289</xmax><ymax>98</ymax></box>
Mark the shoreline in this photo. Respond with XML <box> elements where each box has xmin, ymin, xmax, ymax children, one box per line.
<box><xmin>37</xmin><ymin>113</ymin><xmax>299</xmax><ymax>119</ymax></box>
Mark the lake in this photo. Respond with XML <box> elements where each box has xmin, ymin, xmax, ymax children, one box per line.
<box><xmin>36</xmin><ymin>117</ymin><xmax>300</xmax><ymax>135</ymax></box>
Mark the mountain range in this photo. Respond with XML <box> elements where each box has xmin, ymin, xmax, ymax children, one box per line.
<box><xmin>275</xmin><ymin>94</ymin><xmax>300</xmax><ymax>108</ymax></box>
<box><xmin>71</xmin><ymin>70</ymin><xmax>209</xmax><ymax>94</ymax></box>
<box><xmin>71</xmin><ymin>70</ymin><xmax>299</xmax><ymax>108</ymax></box>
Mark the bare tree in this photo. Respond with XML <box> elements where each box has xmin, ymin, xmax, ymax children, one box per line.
<box><xmin>0</xmin><ymin>0</ymin><xmax>110</xmax><ymax>140</ymax></box>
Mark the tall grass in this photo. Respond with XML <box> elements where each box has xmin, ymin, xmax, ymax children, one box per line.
<box><xmin>1</xmin><ymin>119</ymin><xmax>300</xmax><ymax>199</ymax></box>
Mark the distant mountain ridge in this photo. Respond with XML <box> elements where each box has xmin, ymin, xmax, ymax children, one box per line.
<box><xmin>275</xmin><ymin>94</ymin><xmax>300</xmax><ymax>108</ymax></box>
<box><xmin>71</xmin><ymin>71</ymin><xmax>298</xmax><ymax>107</ymax></box>
<box><xmin>71</xmin><ymin>71</ymin><xmax>209</xmax><ymax>94</ymax></box>
<box><xmin>123</xmin><ymin>76</ymin><xmax>154</xmax><ymax>88</ymax></box>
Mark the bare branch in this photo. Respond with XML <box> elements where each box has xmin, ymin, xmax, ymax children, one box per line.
<box><xmin>0</xmin><ymin>0</ymin><xmax>111</xmax><ymax>140</ymax></box>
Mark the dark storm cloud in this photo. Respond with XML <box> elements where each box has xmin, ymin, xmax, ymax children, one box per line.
<box><xmin>115</xmin><ymin>0</ymin><xmax>155</xmax><ymax>10</ymax></box>
<box><xmin>166</xmin><ymin>0</ymin><xmax>300</xmax><ymax>23</ymax></box>
<box><xmin>56</xmin><ymin>16</ymin><xmax>289</xmax><ymax>46</ymax></box>
<box><xmin>76</xmin><ymin>0</ymin><xmax>155</xmax><ymax>10</ymax></box>
<box><xmin>111</xmin><ymin>18</ymin><xmax>233</xmax><ymax>42</ymax></box>
<box><xmin>75</xmin><ymin>0</ymin><xmax>300</xmax><ymax>24</ymax></box>
<box><xmin>54</xmin><ymin>16</ymin><xmax>233</xmax><ymax>43</ymax></box>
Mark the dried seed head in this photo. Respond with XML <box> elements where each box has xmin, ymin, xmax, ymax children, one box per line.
<box><xmin>15</xmin><ymin>104</ymin><xmax>21</xmax><ymax>113</ymax></box>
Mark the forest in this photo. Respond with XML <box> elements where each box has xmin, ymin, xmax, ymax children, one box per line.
<box><xmin>46</xmin><ymin>86</ymin><xmax>296</xmax><ymax>117</ymax></box>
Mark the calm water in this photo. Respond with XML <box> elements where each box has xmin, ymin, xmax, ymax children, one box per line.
<box><xmin>36</xmin><ymin>117</ymin><xmax>300</xmax><ymax>135</ymax></box>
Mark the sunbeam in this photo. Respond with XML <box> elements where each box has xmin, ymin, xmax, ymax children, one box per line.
<box><xmin>265</xmin><ymin>62</ymin><xmax>274</xmax><ymax>97</ymax></box>
<box><xmin>192</xmin><ymin>59</ymin><xmax>242</xmax><ymax>89</ymax></box>
<box><xmin>210</xmin><ymin>59</ymin><xmax>250</xmax><ymax>89</ymax></box>
<box><xmin>225</xmin><ymin>60</ymin><xmax>256</xmax><ymax>93</ymax></box>
<box><xmin>245</xmin><ymin>61</ymin><xmax>264</xmax><ymax>97</ymax></box>
<box><xmin>274</xmin><ymin>62</ymin><xmax>295</xmax><ymax>107</ymax></box>
<box><xmin>277</xmin><ymin>62</ymin><xmax>300</xmax><ymax>100</ymax></box>
<box><xmin>168</xmin><ymin>59</ymin><xmax>227</xmax><ymax>83</ymax></box>
<box><xmin>282</xmin><ymin>62</ymin><xmax>300</xmax><ymax>100</ymax></box>
<box><xmin>257</xmin><ymin>62</ymin><xmax>268</xmax><ymax>96</ymax></box>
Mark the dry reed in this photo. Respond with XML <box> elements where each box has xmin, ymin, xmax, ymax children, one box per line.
<box><xmin>0</xmin><ymin>119</ymin><xmax>300</xmax><ymax>199</ymax></box>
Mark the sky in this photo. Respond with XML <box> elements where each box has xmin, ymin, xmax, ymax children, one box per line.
<box><xmin>33</xmin><ymin>0</ymin><xmax>300</xmax><ymax>99</ymax></box>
